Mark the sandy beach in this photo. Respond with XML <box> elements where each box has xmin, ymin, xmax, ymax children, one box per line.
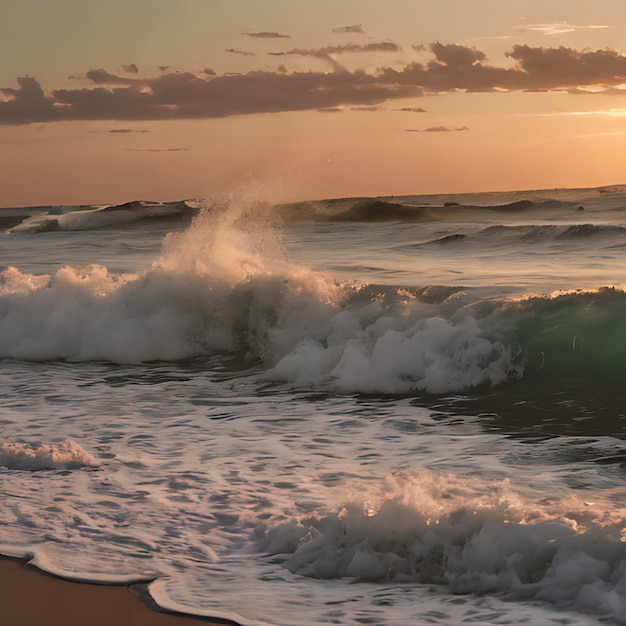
<box><xmin>0</xmin><ymin>557</ymin><xmax>233</xmax><ymax>626</ymax></box>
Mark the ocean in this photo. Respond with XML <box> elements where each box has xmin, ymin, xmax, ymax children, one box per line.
<box><xmin>1</xmin><ymin>185</ymin><xmax>625</xmax><ymax>625</ymax></box>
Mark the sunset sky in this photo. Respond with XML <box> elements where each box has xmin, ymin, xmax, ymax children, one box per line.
<box><xmin>2</xmin><ymin>0</ymin><xmax>626</xmax><ymax>206</ymax></box>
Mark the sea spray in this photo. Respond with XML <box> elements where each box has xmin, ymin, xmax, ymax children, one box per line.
<box><xmin>0</xmin><ymin>193</ymin><xmax>342</xmax><ymax>364</ymax></box>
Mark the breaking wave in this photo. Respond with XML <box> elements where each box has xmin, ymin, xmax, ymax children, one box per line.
<box><xmin>262</xmin><ymin>470</ymin><xmax>626</xmax><ymax>622</ymax></box>
<box><xmin>2</xmin><ymin>193</ymin><xmax>626</xmax><ymax>395</ymax></box>
<box><xmin>0</xmin><ymin>439</ymin><xmax>98</xmax><ymax>471</ymax></box>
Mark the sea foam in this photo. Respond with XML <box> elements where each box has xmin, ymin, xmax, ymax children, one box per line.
<box><xmin>0</xmin><ymin>439</ymin><xmax>98</xmax><ymax>470</ymax></box>
<box><xmin>263</xmin><ymin>470</ymin><xmax>626</xmax><ymax>621</ymax></box>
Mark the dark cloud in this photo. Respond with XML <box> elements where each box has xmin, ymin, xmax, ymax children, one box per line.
<box><xmin>126</xmin><ymin>147</ymin><xmax>191</xmax><ymax>152</ymax></box>
<box><xmin>269</xmin><ymin>42</ymin><xmax>400</xmax><ymax>72</ymax></box>
<box><xmin>380</xmin><ymin>43</ymin><xmax>626</xmax><ymax>93</ymax></box>
<box><xmin>108</xmin><ymin>128</ymin><xmax>149</xmax><ymax>133</ymax></box>
<box><xmin>123</xmin><ymin>64</ymin><xmax>139</xmax><ymax>74</ymax></box>
<box><xmin>395</xmin><ymin>106</ymin><xmax>427</xmax><ymax>112</ymax></box>
<box><xmin>269</xmin><ymin>42</ymin><xmax>400</xmax><ymax>58</ymax></box>
<box><xmin>505</xmin><ymin>45</ymin><xmax>626</xmax><ymax>90</ymax></box>
<box><xmin>332</xmin><ymin>25</ymin><xmax>364</xmax><ymax>34</ymax></box>
<box><xmin>3</xmin><ymin>43</ymin><xmax>626</xmax><ymax>125</ymax></box>
<box><xmin>242</xmin><ymin>31</ymin><xmax>291</xmax><ymax>39</ymax></box>
<box><xmin>0</xmin><ymin>67</ymin><xmax>419</xmax><ymax>124</ymax></box>
<box><xmin>430</xmin><ymin>42</ymin><xmax>486</xmax><ymax>67</ymax></box>
<box><xmin>225</xmin><ymin>49</ymin><xmax>255</xmax><ymax>56</ymax></box>
<box><xmin>405</xmin><ymin>126</ymin><xmax>469</xmax><ymax>132</ymax></box>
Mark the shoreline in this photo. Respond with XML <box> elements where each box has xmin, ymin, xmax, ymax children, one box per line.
<box><xmin>0</xmin><ymin>556</ymin><xmax>237</xmax><ymax>626</ymax></box>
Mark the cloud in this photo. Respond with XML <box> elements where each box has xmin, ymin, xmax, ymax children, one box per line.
<box><xmin>3</xmin><ymin>43</ymin><xmax>626</xmax><ymax>125</ymax></box>
<box><xmin>395</xmin><ymin>106</ymin><xmax>427</xmax><ymax>112</ymax></box>
<box><xmin>430</xmin><ymin>42</ymin><xmax>486</xmax><ymax>67</ymax></box>
<box><xmin>380</xmin><ymin>43</ymin><xmax>626</xmax><ymax>93</ymax></box>
<box><xmin>0</xmin><ymin>67</ymin><xmax>419</xmax><ymax>124</ymax></box>
<box><xmin>556</xmin><ymin>108</ymin><xmax>626</xmax><ymax>117</ymax></box>
<box><xmin>225</xmin><ymin>49</ymin><xmax>255</xmax><ymax>56</ymax></box>
<box><xmin>268</xmin><ymin>42</ymin><xmax>401</xmax><ymax>71</ymax></box>
<box><xmin>126</xmin><ymin>147</ymin><xmax>191</xmax><ymax>152</ymax></box>
<box><xmin>332</xmin><ymin>25</ymin><xmax>364</xmax><ymax>34</ymax></box>
<box><xmin>108</xmin><ymin>128</ymin><xmax>149</xmax><ymax>133</ymax></box>
<box><xmin>123</xmin><ymin>64</ymin><xmax>139</xmax><ymax>74</ymax></box>
<box><xmin>350</xmin><ymin>105</ymin><xmax>384</xmax><ymax>111</ymax></box>
<box><xmin>516</xmin><ymin>22</ymin><xmax>609</xmax><ymax>36</ymax></box>
<box><xmin>269</xmin><ymin>42</ymin><xmax>400</xmax><ymax>59</ymax></box>
<box><xmin>505</xmin><ymin>45</ymin><xmax>626</xmax><ymax>90</ymax></box>
<box><xmin>405</xmin><ymin>126</ymin><xmax>469</xmax><ymax>132</ymax></box>
<box><xmin>242</xmin><ymin>31</ymin><xmax>291</xmax><ymax>39</ymax></box>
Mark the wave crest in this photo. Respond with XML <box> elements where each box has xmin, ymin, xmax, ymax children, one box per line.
<box><xmin>263</xmin><ymin>470</ymin><xmax>626</xmax><ymax>620</ymax></box>
<box><xmin>0</xmin><ymin>439</ymin><xmax>98</xmax><ymax>470</ymax></box>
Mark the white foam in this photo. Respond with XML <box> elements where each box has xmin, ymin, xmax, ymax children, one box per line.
<box><xmin>265</xmin><ymin>471</ymin><xmax>626</xmax><ymax>621</ymax></box>
<box><xmin>267</xmin><ymin>305</ymin><xmax>523</xmax><ymax>394</ymax></box>
<box><xmin>0</xmin><ymin>439</ymin><xmax>98</xmax><ymax>470</ymax></box>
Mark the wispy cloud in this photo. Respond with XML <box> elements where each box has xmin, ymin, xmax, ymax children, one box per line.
<box><xmin>556</xmin><ymin>108</ymin><xmax>626</xmax><ymax>117</ymax></box>
<box><xmin>268</xmin><ymin>42</ymin><xmax>401</xmax><ymax>71</ymax></box>
<box><xmin>108</xmin><ymin>128</ymin><xmax>149</xmax><ymax>133</ymax></box>
<box><xmin>225</xmin><ymin>49</ymin><xmax>255</xmax><ymax>57</ymax></box>
<box><xmin>332</xmin><ymin>25</ymin><xmax>364</xmax><ymax>34</ymax></box>
<box><xmin>405</xmin><ymin>126</ymin><xmax>469</xmax><ymax>132</ymax></box>
<box><xmin>395</xmin><ymin>107</ymin><xmax>427</xmax><ymax>112</ymax></box>
<box><xmin>126</xmin><ymin>147</ymin><xmax>191</xmax><ymax>152</ymax></box>
<box><xmin>242</xmin><ymin>31</ymin><xmax>291</xmax><ymax>39</ymax></box>
<box><xmin>516</xmin><ymin>22</ymin><xmax>609</xmax><ymax>36</ymax></box>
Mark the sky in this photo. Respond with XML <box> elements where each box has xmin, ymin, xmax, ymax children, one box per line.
<box><xmin>2</xmin><ymin>0</ymin><xmax>626</xmax><ymax>206</ymax></box>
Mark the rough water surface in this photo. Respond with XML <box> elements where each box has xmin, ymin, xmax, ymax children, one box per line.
<box><xmin>1</xmin><ymin>185</ymin><xmax>625</xmax><ymax>625</ymax></box>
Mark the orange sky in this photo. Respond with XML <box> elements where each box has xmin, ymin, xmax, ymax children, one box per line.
<box><xmin>1</xmin><ymin>1</ymin><xmax>626</xmax><ymax>206</ymax></box>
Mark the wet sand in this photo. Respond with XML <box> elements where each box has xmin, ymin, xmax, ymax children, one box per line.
<box><xmin>0</xmin><ymin>557</ymin><xmax>235</xmax><ymax>626</ymax></box>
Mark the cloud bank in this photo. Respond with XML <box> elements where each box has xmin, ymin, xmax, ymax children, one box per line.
<box><xmin>2</xmin><ymin>43</ymin><xmax>626</xmax><ymax>125</ymax></box>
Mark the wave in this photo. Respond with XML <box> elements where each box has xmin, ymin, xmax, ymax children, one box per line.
<box><xmin>2</xmin><ymin>195</ymin><xmax>626</xmax><ymax>396</ymax></box>
<box><xmin>3</xmin><ymin>200</ymin><xmax>197</xmax><ymax>233</ymax></box>
<box><xmin>261</xmin><ymin>470</ymin><xmax>626</xmax><ymax>622</ymax></box>
<box><xmin>2</xmin><ymin>190</ymin><xmax>615</xmax><ymax>233</ymax></box>
<box><xmin>276</xmin><ymin>198</ymin><xmax>579</xmax><ymax>223</ymax></box>
<box><xmin>0</xmin><ymin>439</ymin><xmax>98</xmax><ymax>470</ymax></box>
<box><xmin>414</xmin><ymin>223</ymin><xmax>625</xmax><ymax>248</ymax></box>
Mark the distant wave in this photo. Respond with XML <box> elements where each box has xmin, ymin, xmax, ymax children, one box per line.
<box><xmin>2</xmin><ymin>200</ymin><xmax>197</xmax><ymax>233</ymax></box>
<box><xmin>0</xmin><ymin>192</ymin><xmax>609</xmax><ymax>232</ymax></box>
<box><xmin>413</xmin><ymin>223</ymin><xmax>624</xmax><ymax>247</ymax></box>
<box><xmin>276</xmin><ymin>198</ymin><xmax>579</xmax><ymax>223</ymax></box>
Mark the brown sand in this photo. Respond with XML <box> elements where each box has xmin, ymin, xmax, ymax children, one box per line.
<box><xmin>0</xmin><ymin>557</ymin><xmax>235</xmax><ymax>626</ymax></box>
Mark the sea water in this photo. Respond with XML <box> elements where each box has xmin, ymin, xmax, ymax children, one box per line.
<box><xmin>1</xmin><ymin>186</ymin><xmax>625</xmax><ymax>625</ymax></box>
